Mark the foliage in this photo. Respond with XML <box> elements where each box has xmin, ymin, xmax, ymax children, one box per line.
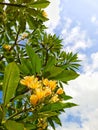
<box><xmin>0</xmin><ymin>0</ymin><xmax>80</xmax><ymax>130</ymax></box>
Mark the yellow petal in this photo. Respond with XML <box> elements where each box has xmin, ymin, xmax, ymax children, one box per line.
<box><xmin>44</xmin><ymin>88</ymin><xmax>51</xmax><ymax>97</ymax></box>
<box><xmin>56</xmin><ymin>88</ymin><xmax>64</xmax><ymax>95</ymax></box>
<box><xmin>30</xmin><ymin>94</ymin><xmax>38</xmax><ymax>106</ymax></box>
<box><xmin>49</xmin><ymin>80</ymin><xmax>57</xmax><ymax>90</ymax></box>
<box><xmin>50</xmin><ymin>94</ymin><xmax>59</xmax><ymax>103</ymax></box>
<box><xmin>42</xmin><ymin>78</ymin><xmax>49</xmax><ymax>86</ymax></box>
<box><xmin>36</xmin><ymin>89</ymin><xmax>45</xmax><ymax>99</ymax></box>
<box><xmin>42</xmin><ymin>11</ymin><xmax>48</xmax><ymax>17</ymax></box>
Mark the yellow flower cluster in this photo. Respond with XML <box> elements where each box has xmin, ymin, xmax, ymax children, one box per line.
<box><xmin>20</xmin><ymin>76</ymin><xmax>63</xmax><ymax>106</ymax></box>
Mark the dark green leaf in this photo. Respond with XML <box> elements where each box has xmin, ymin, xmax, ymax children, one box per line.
<box><xmin>48</xmin><ymin>118</ymin><xmax>55</xmax><ymax>130</ymax></box>
<box><xmin>52</xmin><ymin>116</ymin><xmax>62</xmax><ymax>126</ymax></box>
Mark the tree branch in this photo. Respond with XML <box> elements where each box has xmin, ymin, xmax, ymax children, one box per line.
<box><xmin>7</xmin><ymin>106</ymin><xmax>33</xmax><ymax>120</ymax></box>
<box><xmin>0</xmin><ymin>2</ymin><xmax>26</xmax><ymax>8</ymax></box>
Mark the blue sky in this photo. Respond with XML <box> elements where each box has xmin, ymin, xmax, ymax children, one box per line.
<box><xmin>46</xmin><ymin>0</ymin><xmax>98</xmax><ymax>129</ymax></box>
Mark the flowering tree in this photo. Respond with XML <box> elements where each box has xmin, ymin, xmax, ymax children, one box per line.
<box><xmin>0</xmin><ymin>0</ymin><xmax>80</xmax><ymax>130</ymax></box>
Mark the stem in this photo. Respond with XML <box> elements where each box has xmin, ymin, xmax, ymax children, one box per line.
<box><xmin>44</xmin><ymin>49</ymin><xmax>48</xmax><ymax>66</ymax></box>
<box><xmin>7</xmin><ymin>107</ymin><xmax>33</xmax><ymax>120</ymax></box>
<box><xmin>0</xmin><ymin>27</ymin><xmax>21</xmax><ymax>61</ymax></box>
<box><xmin>9</xmin><ymin>27</ymin><xmax>21</xmax><ymax>51</ymax></box>
<box><xmin>0</xmin><ymin>2</ymin><xmax>26</xmax><ymax>8</ymax></box>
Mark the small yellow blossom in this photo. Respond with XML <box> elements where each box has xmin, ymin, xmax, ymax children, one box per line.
<box><xmin>42</xmin><ymin>78</ymin><xmax>49</xmax><ymax>86</ymax></box>
<box><xmin>30</xmin><ymin>94</ymin><xmax>38</xmax><ymax>106</ymax></box>
<box><xmin>43</xmin><ymin>79</ymin><xmax>57</xmax><ymax>90</ymax></box>
<box><xmin>50</xmin><ymin>94</ymin><xmax>59</xmax><ymax>103</ymax></box>
<box><xmin>36</xmin><ymin>88</ymin><xmax>45</xmax><ymax>99</ymax></box>
<box><xmin>3</xmin><ymin>44</ymin><xmax>11</xmax><ymax>51</ymax></box>
<box><xmin>20</xmin><ymin>76</ymin><xmax>41</xmax><ymax>89</ymax></box>
<box><xmin>44</xmin><ymin>87</ymin><xmax>51</xmax><ymax>97</ymax></box>
<box><xmin>42</xmin><ymin>11</ymin><xmax>48</xmax><ymax>17</ymax></box>
<box><xmin>48</xmin><ymin>80</ymin><xmax>57</xmax><ymax>90</ymax></box>
<box><xmin>38</xmin><ymin>118</ymin><xmax>48</xmax><ymax>130</ymax></box>
<box><xmin>56</xmin><ymin>88</ymin><xmax>64</xmax><ymax>95</ymax></box>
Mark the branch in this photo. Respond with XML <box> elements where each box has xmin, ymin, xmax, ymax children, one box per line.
<box><xmin>0</xmin><ymin>2</ymin><xmax>26</xmax><ymax>8</ymax></box>
<box><xmin>9</xmin><ymin>27</ymin><xmax>21</xmax><ymax>51</ymax></box>
<box><xmin>7</xmin><ymin>106</ymin><xmax>33</xmax><ymax>120</ymax></box>
<box><xmin>0</xmin><ymin>28</ymin><xmax>21</xmax><ymax>60</ymax></box>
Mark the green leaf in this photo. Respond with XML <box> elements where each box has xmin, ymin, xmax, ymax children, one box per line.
<box><xmin>38</xmin><ymin>111</ymin><xmax>58</xmax><ymax>118</ymax></box>
<box><xmin>5</xmin><ymin>120</ymin><xmax>24</xmax><ymax>130</ymax></box>
<box><xmin>52</xmin><ymin>116</ymin><xmax>62</xmax><ymax>126</ymax></box>
<box><xmin>19</xmin><ymin>58</ymin><xmax>33</xmax><ymax>75</ymax></box>
<box><xmin>44</xmin><ymin>66</ymin><xmax>63</xmax><ymax>79</ymax></box>
<box><xmin>48</xmin><ymin>118</ymin><xmax>55</xmax><ymax>130</ymax></box>
<box><xmin>26</xmin><ymin>45</ymin><xmax>41</xmax><ymax>74</ymax></box>
<box><xmin>44</xmin><ymin>57</ymin><xmax>56</xmax><ymax>71</ymax></box>
<box><xmin>30</xmin><ymin>0</ymin><xmax>50</xmax><ymax>8</ymax></box>
<box><xmin>41</xmin><ymin>102</ymin><xmax>77</xmax><ymax>112</ymax></box>
<box><xmin>50</xmin><ymin>70</ymin><xmax>79</xmax><ymax>82</ymax></box>
<box><xmin>3</xmin><ymin>62</ymin><xmax>20</xmax><ymax>106</ymax></box>
<box><xmin>24</xmin><ymin>123</ymin><xmax>37</xmax><ymax>130</ymax></box>
<box><xmin>61</xmin><ymin>94</ymin><xmax>73</xmax><ymax>100</ymax></box>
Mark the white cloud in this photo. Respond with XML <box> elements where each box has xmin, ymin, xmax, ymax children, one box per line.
<box><xmin>82</xmin><ymin>52</ymin><xmax>98</xmax><ymax>75</ymax></box>
<box><xmin>56</xmin><ymin>73</ymin><xmax>98</xmax><ymax>130</ymax></box>
<box><xmin>45</xmin><ymin>0</ymin><xmax>60</xmax><ymax>34</ymax></box>
<box><xmin>45</xmin><ymin>2</ymin><xmax>98</xmax><ymax>130</ymax></box>
<box><xmin>91</xmin><ymin>16</ymin><xmax>98</xmax><ymax>26</ymax></box>
<box><xmin>91</xmin><ymin>52</ymin><xmax>98</xmax><ymax>71</ymax></box>
<box><xmin>61</xmin><ymin>17</ymin><xmax>92</xmax><ymax>52</ymax></box>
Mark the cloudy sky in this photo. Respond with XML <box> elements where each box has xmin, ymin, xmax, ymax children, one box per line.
<box><xmin>45</xmin><ymin>0</ymin><xmax>98</xmax><ymax>130</ymax></box>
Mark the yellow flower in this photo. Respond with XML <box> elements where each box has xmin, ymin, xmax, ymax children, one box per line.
<box><xmin>42</xmin><ymin>78</ymin><xmax>49</xmax><ymax>86</ymax></box>
<box><xmin>50</xmin><ymin>94</ymin><xmax>59</xmax><ymax>103</ymax></box>
<box><xmin>43</xmin><ymin>79</ymin><xmax>57</xmax><ymax>90</ymax></box>
<box><xmin>30</xmin><ymin>94</ymin><xmax>38</xmax><ymax>106</ymax></box>
<box><xmin>36</xmin><ymin>88</ymin><xmax>45</xmax><ymax>99</ymax></box>
<box><xmin>56</xmin><ymin>88</ymin><xmax>63</xmax><ymax>95</ymax></box>
<box><xmin>44</xmin><ymin>87</ymin><xmax>51</xmax><ymax>97</ymax></box>
<box><xmin>3</xmin><ymin>44</ymin><xmax>11</xmax><ymax>50</ymax></box>
<box><xmin>42</xmin><ymin>11</ymin><xmax>48</xmax><ymax>17</ymax></box>
<box><xmin>20</xmin><ymin>76</ymin><xmax>41</xmax><ymax>89</ymax></box>
<box><xmin>30</xmin><ymin>88</ymin><xmax>45</xmax><ymax>106</ymax></box>
<box><xmin>48</xmin><ymin>80</ymin><xmax>57</xmax><ymax>90</ymax></box>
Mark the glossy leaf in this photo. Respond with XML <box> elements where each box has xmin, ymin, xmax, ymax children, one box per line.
<box><xmin>3</xmin><ymin>62</ymin><xmax>20</xmax><ymax>106</ymax></box>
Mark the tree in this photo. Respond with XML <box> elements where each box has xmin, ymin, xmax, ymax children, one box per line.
<box><xmin>0</xmin><ymin>0</ymin><xmax>80</xmax><ymax>130</ymax></box>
